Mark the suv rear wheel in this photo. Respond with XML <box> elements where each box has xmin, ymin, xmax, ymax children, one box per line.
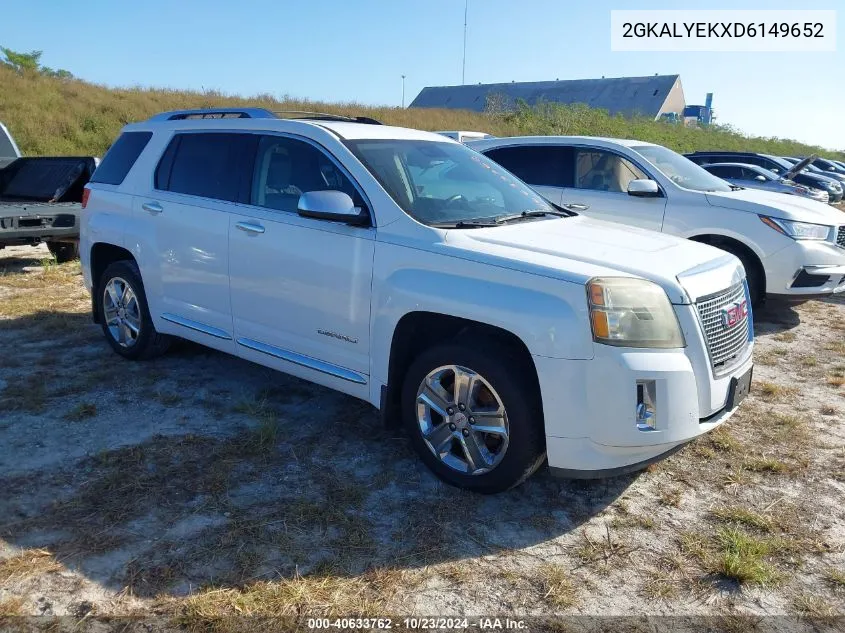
<box><xmin>401</xmin><ymin>340</ymin><xmax>546</xmax><ymax>493</ymax></box>
<box><xmin>98</xmin><ymin>261</ymin><xmax>170</xmax><ymax>360</ymax></box>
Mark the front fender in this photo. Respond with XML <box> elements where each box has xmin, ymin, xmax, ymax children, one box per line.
<box><xmin>369</xmin><ymin>244</ymin><xmax>595</xmax><ymax>387</ymax></box>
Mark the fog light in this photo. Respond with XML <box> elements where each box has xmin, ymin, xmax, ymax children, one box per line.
<box><xmin>636</xmin><ymin>380</ymin><xmax>657</xmax><ymax>431</ymax></box>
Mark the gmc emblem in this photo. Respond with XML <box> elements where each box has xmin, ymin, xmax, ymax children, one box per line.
<box><xmin>720</xmin><ymin>300</ymin><xmax>748</xmax><ymax>329</ymax></box>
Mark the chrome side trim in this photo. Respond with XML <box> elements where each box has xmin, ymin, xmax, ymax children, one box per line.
<box><xmin>160</xmin><ymin>313</ymin><xmax>232</xmax><ymax>340</ymax></box>
<box><xmin>236</xmin><ymin>337</ymin><xmax>367</xmax><ymax>385</ymax></box>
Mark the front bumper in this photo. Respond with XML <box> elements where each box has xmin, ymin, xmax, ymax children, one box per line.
<box><xmin>536</xmin><ymin>336</ymin><xmax>753</xmax><ymax>476</ymax></box>
<box><xmin>761</xmin><ymin>238</ymin><xmax>845</xmax><ymax>298</ymax></box>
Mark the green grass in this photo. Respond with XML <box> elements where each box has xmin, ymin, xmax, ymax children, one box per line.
<box><xmin>1</xmin><ymin>64</ymin><xmax>842</xmax><ymax>158</ymax></box>
<box><xmin>714</xmin><ymin>528</ymin><xmax>781</xmax><ymax>585</ymax></box>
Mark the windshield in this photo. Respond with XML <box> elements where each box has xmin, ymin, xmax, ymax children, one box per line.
<box><xmin>761</xmin><ymin>155</ymin><xmax>795</xmax><ymax>173</ymax></box>
<box><xmin>631</xmin><ymin>145</ymin><xmax>731</xmax><ymax>192</ymax></box>
<box><xmin>345</xmin><ymin>139</ymin><xmax>554</xmax><ymax>226</ymax></box>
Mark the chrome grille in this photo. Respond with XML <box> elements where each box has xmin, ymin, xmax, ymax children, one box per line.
<box><xmin>696</xmin><ymin>282</ymin><xmax>751</xmax><ymax>372</ymax></box>
<box><xmin>837</xmin><ymin>226</ymin><xmax>845</xmax><ymax>249</ymax></box>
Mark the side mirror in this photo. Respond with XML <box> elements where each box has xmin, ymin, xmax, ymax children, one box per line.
<box><xmin>297</xmin><ymin>191</ymin><xmax>368</xmax><ymax>225</ymax></box>
<box><xmin>755</xmin><ymin>175</ymin><xmax>767</xmax><ymax>182</ymax></box>
<box><xmin>627</xmin><ymin>179</ymin><xmax>660</xmax><ymax>197</ymax></box>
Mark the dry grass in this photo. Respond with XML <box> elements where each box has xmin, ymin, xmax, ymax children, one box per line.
<box><xmin>792</xmin><ymin>593</ymin><xmax>837</xmax><ymax>618</ymax></box>
<box><xmin>756</xmin><ymin>381</ymin><xmax>797</xmax><ymax>401</ymax></box>
<box><xmin>710</xmin><ymin>506</ymin><xmax>773</xmax><ymax>532</ymax></box>
<box><xmin>822</xmin><ymin>567</ymin><xmax>845</xmax><ymax>590</ymax></box>
<box><xmin>538</xmin><ymin>564</ymin><xmax>580</xmax><ymax>609</ymax></box>
<box><xmin>0</xmin><ymin>549</ymin><xmax>62</xmax><ymax>584</ymax></box>
<box><xmin>826</xmin><ymin>375</ymin><xmax>845</xmax><ymax>388</ymax></box>
<box><xmin>658</xmin><ymin>487</ymin><xmax>683</xmax><ymax>507</ymax></box>
<box><xmin>171</xmin><ymin>568</ymin><xmax>408</xmax><ymax>620</ymax></box>
<box><xmin>0</xmin><ymin>596</ymin><xmax>25</xmax><ymax>617</ymax></box>
<box><xmin>743</xmin><ymin>455</ymin><xmax>790</xmax><ymax>474</ymax></box>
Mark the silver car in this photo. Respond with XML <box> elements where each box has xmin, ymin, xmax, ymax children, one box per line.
<box><xmin>701</xmin><ymin>162</ymin><xmax>829</xmax><ymax>203</ymax></box>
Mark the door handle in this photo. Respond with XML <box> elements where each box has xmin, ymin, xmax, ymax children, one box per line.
<box><xmin>142</xmin><ymin>201</ymin><xmax>163</xmax><ymax>215</ymax></box>
<box><xmin>563</xmin><ymin>203</ymin><xmax>589</xmax><ymax>211</ymax></box>
<box><xmin>235</xmin><ymin>221</ymin><xmax>265</xmax><ymax>234</ymax></box>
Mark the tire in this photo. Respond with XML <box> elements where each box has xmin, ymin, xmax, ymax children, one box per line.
<box><xmin>47</xmin><ymin>241</ymin><xmax>79</xmax><ymax>263</ymax></box>
<box><xmin>98</xmin><ymin>260</ymin><xmax>171</xmax><ymax>360</ymax></box>
<box><xmin>400</xmin><ymin>339</ymin><xmax>546</xmax><ymax>493</ymax></box>
<box><xmin>727</xmin><ymin>247</ymin><xmax>764</xmax><ymax>308</ymax></box>
<box><xmin>703</xmin><ymin>240</ymin><xmax>764</xmax><ymax>308</ymax></box>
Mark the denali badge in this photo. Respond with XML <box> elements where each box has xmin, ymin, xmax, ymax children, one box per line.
<box><xmin>317</xmin><ymin>329</ymin><xmax>358</xmax><ymax>344</ymax></box>
<box><xmin>720</xmin><ymin>300</ymin><xmax>748</xmax><ymax>329</ymax></box>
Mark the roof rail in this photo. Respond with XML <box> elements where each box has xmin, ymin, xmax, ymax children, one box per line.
<box><xmin>148</xmin><ymin>108</ymin><xmax>277</xmax><ymax>121</ymax></box>
<box><xmin>273</xmin><ymin>111</ymin><xmax>383</xmax><ymax>125</ymax></box>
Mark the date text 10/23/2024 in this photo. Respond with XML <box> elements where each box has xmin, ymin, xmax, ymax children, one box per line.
<box><xmin>307</xmin><ymin>618</ymin><xmax>528</xmax><ymax>630</ymax></box>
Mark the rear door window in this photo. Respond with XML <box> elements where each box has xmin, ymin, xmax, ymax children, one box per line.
<box><xmin>483</xmin><ymin>145</ymin><xmax>572</xmax><ymax>187</ymax></box>
<box><xmin>90</xmin><ymin>132</ymin><xmax>152</xmax><ymax>185</ymax></box>
<box><xmin>739</xmin><ymin>167</ymin><xmax>764</xmax><ymax>181</ymax></box>
<box><xmin>706</xmin><ymin>165</ymin><xmax>732</xmax><ymax>179</ymax></box>
<box><xmin>155</xmin><ymin>133</ymin><xmax>253</xmax><ymax>202</ymax></box>
<box><xmin>574</xmin><ymin>149</ymin><xmax>647</xmax><ymax>192</ymax></box>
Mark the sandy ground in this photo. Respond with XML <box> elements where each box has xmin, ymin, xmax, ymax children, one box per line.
<box><xmin>0</xmin><ymin>244</ymin><xmax>843</xmax><ymax>630</ymax></box>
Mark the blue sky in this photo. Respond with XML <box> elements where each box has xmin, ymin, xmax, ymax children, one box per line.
<box><xmin>2</xmin><ymin>0</ymin><xmax>842</xmax><ymax>148</ymax></box>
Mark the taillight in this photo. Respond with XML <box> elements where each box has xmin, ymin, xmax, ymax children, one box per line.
<box><xmin>81</xmin><ymin>187</ymin><xmax>90</xmax><ymax>209</ymax></box>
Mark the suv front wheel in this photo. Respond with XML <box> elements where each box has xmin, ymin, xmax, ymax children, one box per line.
<box><xmin>98</xmin><ymin>261</ymin><xmax>171</xmax><ymax>360</ymax></box>
<box><xmin>401</xmin><ymin>340</ymin><xmax>546</xmax><ymax>493</ymax></box>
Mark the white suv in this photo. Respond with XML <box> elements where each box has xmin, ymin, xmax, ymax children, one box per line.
<box><xmin>469</xmin><ymin>136</ymin><xmax>845</xmax><ymax>305</ymax></box>
<box><xmin>81</xmin><ymin>109</ymin><xmax>753</xmax><ymax>493</ymax></box>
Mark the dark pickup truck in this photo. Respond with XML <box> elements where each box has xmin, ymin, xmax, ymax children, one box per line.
<box><xmin>0</xmin><ymin>122</ymin><xmax>97</xmax><ymax>262</ymax></box>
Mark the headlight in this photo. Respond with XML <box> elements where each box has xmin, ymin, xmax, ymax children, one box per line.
<box><xmin>759</xmin><ymin>216</ymin><xmax>833</xmax><ymax>241</ymax></box>
<box><xmin>587</xmin><ymin>278</ymin><xmax>685</xmax><ymax>348</ymax></box>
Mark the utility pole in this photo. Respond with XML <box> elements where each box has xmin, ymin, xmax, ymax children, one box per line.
<box><xmin>401</xmin><ymin>75</ymin><xmax>406</xmax><ymax>108</ymax></box>
<box><xmin>462</xmin><ymin>0</ymin><xmax>468</xmax><ymax>84</ymax></box>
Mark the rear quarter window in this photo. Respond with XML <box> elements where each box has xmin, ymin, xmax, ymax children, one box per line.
<box><xmin>90</xmin><ymin>132</ymin><xmax>153</xmax><ymax>185</ymax></box>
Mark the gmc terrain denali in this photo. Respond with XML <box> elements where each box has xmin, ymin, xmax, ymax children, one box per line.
<box><xmin>81</xmin><ymin>109</ymin><xmax>753</xmax><ymax>493</ymax></box>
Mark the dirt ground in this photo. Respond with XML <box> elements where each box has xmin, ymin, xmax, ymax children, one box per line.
<box><xmin>0</xmin><ymin>244</ymin><xmax>843</xmax><ymax>631</ymax></box>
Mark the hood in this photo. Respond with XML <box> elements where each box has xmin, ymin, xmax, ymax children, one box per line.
<box><xmin>443</xmin><ymin>216</ymin><xmax>741</xmax><ymax>304</ymax></box>
<box><xmin>705</xmin><ymin>187</ymin><xmax>845</xmax><ymax>225</ymax></box>
<box><xmin>784</xmin><ymin>155</ymin><xmax>815</xmax><ymax>179</ymax></box>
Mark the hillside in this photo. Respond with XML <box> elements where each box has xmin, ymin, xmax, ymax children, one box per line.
<box><xmin>0</xmin><ymin>64</ymin><xmax>841</xmax><ymax>159</ymax></box>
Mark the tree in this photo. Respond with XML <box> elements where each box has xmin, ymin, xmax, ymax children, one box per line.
<box><xmin>41</xmin><ymin>67</ymin><xmax>74</xmax><ymax>79</ymax></box>
<box><xmin>0</xmin><ymin>47</ymin><xmax>42</xmax><ymax>73</ymax></box>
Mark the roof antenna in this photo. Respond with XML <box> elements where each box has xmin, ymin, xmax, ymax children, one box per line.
<box><xmin>462</xmin><ymin>0</ymin><xmax>468</xmax><ymax>84</ymax></box>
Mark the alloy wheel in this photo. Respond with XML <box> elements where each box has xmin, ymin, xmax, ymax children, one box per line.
<box><xmin>103</xmin><ymin>277</ymin><xmax>141</xmax><ymax>348</ymax></box>
<box><xmin>415</xmin><ymin>364</ymin><xmax>510</xmax><ymax>475</ymax></box>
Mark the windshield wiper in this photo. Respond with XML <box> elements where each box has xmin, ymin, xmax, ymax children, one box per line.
<box><xmin>493</xmin><ymin>209</ymin><xmax>570</xmax><ymax>224</ymax></box>
<box><xmin>429</xmin><ymin>219</ymin><xmax>499</xmax><ymax>228</ymax></box>
<box><xmin>729</xmin><ymin>185</ymin><xmax>744</xmax><ymax>191</ymax></box>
